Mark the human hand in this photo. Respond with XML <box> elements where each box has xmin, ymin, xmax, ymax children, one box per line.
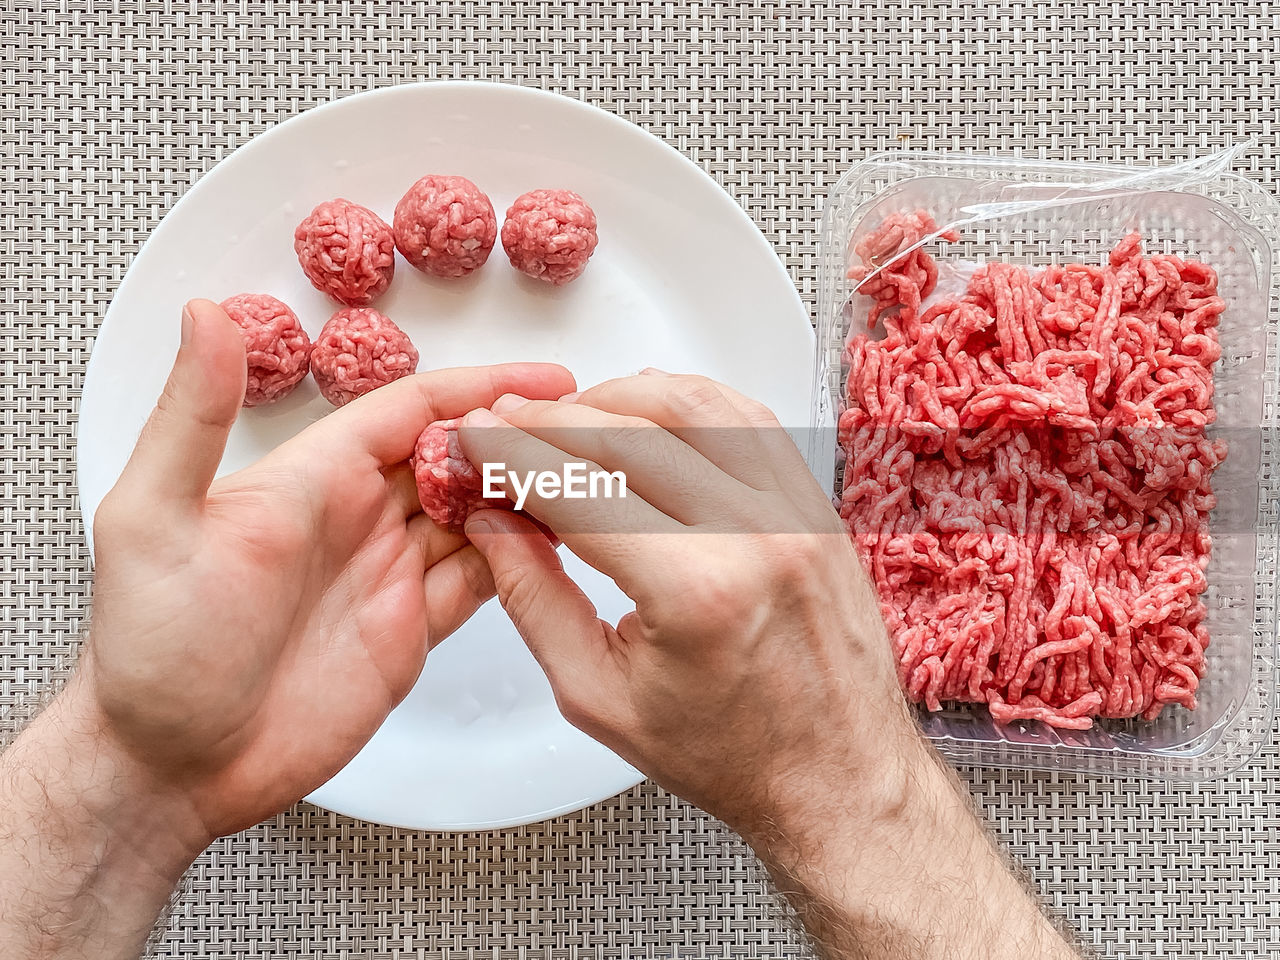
<box><xmin>457</xmin><ymin>371</ymin><xmax>1077</xmax><ymax>960</ymax></box>
<box><xmin>79</xmin><ymin>299</ymin><xmax>575</xmax><ymax>844</ymax></box>
<box><xmin>457</xmin><ymin>371</ymin><xmax>915</xmax><ymax>841</ymax></box>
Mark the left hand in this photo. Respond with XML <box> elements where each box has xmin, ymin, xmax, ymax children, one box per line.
<box><xmin>75</xmin><ymin>298</ymin><xmax>575</xmax><ymax>845</ymax></box>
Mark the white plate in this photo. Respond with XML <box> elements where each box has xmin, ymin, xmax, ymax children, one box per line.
<box><xmin>77</xmin><ymin>82</ymin><xmax>813</xmax><ymax>829</ymax></box>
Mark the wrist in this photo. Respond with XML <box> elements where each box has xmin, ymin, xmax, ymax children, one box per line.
<box><xmin>743</xmin><ymin>732</ymin><xmax>1077</xmax><ymax>960</ymax></box>
<box><xmin>27</xmin><ymin>675</ymin><xmax>214</xmax><ymax>876</ymax></box>
<box><xmin>737</xmin><ymin>717</ymin><xmax>936</xmax><ymax>872</ymax></box>
<box><xmin>0</xmin><ymin>675</ymin><xmax>214</xmax><ymax>958</ymax></box>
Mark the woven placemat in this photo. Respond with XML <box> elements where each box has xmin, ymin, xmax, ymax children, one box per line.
<box><xmin>4</xmin><ymin>2</ymin><xmax>1280</xmax><ymax>957</ymax></box>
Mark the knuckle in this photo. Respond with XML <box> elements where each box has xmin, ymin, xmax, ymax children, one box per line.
<box><xmin>456</xmin><ymin>548</ymin><xmax>496</xmax><ymax>601</ymax></box>
<box><xmin>91</xmin><ymin>494</ymin><xmax>131</xmax><ymax>545</ymax></box>
<box><xmin>597</xmin><ymin>422</ymin><xmax>635</xmax><ymax>454</ymax></box>
<box><xmin>154</xmin><ymin>378</ymin><xmax>182</xmax><ymax>418</ymax></box>
<box><xmin>494</xmin><ymin>558</ymin><xmax>562</xmax><ymax>635</ymax></box>
<box><xmin>682</xmin><ymin>562</ymin><xmax>751</xmax><ymax>626</ymax></box>
<box><xmin>740</xmin><ymin>396</ymin><xmax>782</xmax><ymax>429</ymax></box>
<box><xmin>141</xmin><ymin>378</ymin><xmax>238</xmax><ymax>443</ymax></box>
<box><xmin>555</xmin><ymin>683</ymin><xmax>626</xmax><ymax>744</ymax></box>
<box><xmin>460</xmin><ymin>418</ymin><xmax>517</xmax><ymax>459</ymax></box>
<box><xmin>554</xmin><ymin>690</ymin><xmax>600</xmax><ymax>732</ymax></box>
<box><xmin>667</xmin><ymin>379</ymin><xmax>729</xmax><ymax>422</ymax></box>
<box><xmin>132</xmin><ymin>410</ymin><xmax>165</xmax><ymax>457</ymax></box>
<box><xmin>493</xmin><ymin>557</ymin><xmax>541</xmax><ymax>610</ymax></box>
<box><xmin>92</xmin><ymin>486</ymin><xmax>158</xmax><ymax>548</ymax></box>
<box><xmin>598</xmin><ymin>418</ymin><xmax>659</xmax><ymax>462</ymax></box>
<box><xmin>769</xmin><ymin>534</ymin><xmax>825</xmax><ymax>585</ymax></box>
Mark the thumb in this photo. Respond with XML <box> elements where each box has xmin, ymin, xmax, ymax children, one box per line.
<box><xmin>465</xmin><ymin>509</ymin><xmax>624</xmax><ymax>730</ymax></box>
<box><xmin>120</xmin><ymin>299</ymin><xmax>247</xmax><ymax>506</ymax></box>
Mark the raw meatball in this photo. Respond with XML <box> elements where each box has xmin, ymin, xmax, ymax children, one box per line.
<box><xmin>393</xmin><ymin>175</ymin><xmax>497</xmax><ymax>278</ymax></box>
<box><xmin>310</xmin><ymin>307</ymin><xmax>419</xmax><ymax>407</ymax></box>
<box><xmin>412</xmin><ymin>417</ymin><xmax>513</xmax><ymax>531</ymax></box>
<box><xmin>501</xmin><ymin>189</ymin><xmax>598</xmax><ymax>285</ymax></box>
<box><xmin>219</xmin><ymin>293</ymin><xmax>312</xmax><ymax>407</ymax></box>
<box><xmin>293</xmin><ymin>198</ymin><xmax>396</xmax><ymax>306</ymax></box>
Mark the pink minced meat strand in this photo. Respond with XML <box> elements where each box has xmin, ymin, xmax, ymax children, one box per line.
<box><xmin>393</xmin><ymin>175</ymin><xmax>497</xmax><ymax>279</ymax></box>
<box><xmin>310</xmin><ymin>307</ymin><xmax>419</xmax><ymax>407</ymax></box>
<box><xmin>847</xmin><ymin>210</ymin><xmax>960</xmax><ymax>330</ymax></box>
<box><xmin>501</xmin><ymin>189</ymin><xmax>599</xmax><ymax>285</ymax></box>
<box><xmin>412</xmin><ymin>417</ymin><xmax>514</xmax><ymax>532</ymax></box>
<box><xmin>219</xmin><ymin>293</ymin><xmax>312</xmax><ymax>407</ymax></box>
<box><xmin>840</xmin><ymin>211</ymin><xmax>1226</xmax><ymax>730</ymax></box>
<box><xmin>293</xmin><ymin>198</ymin><xmax>396</xmax><ymax>306</ymax></box>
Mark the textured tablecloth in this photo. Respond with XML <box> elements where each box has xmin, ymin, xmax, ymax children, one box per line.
<box><xmin>3</xmin><ymin>2</ymin><xmax>1279</xmax><ymax>957</ymax></box>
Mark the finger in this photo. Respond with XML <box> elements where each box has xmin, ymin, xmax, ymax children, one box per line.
<box><xmin>488</xmin><ymin>396</ymin><xmax>752</xmax><ymax>525</ymax></box>
<box><xmin>384</xmin><ymin>462</ymin><xmax>424</xmax><ymax>519</ymax></box>
<box><xmin>566</xmin><ymin>372</ymin><xmax>781</xmax><ymax>490</ymax></box>
<box><xmin>407</xmin><ymin>512</ymin><xmax>469</xmax><ymax>566</ymax></box>
<box><xmin>696</xmin><ymin>375</ymin><xmax>847</xmax><ymax>527</ymax></box>
<box><xmin>460</xmin><ymin>407</ymin><xmax>680</xmax><ymax>545</ymax></box>
<box><xmin>459</xmin><ymin>408</ymin><xmax>686</xmax><ymax>607</ymax></box>
<box><xmin>282</xmin><ymin>363</ymin><xmax>577</xmax><ymax>468</ymax></box>
<box><xmin>567</xmin><ymin>372</ymin><xmax>837</xmax><ymax>534</ymax></box>
<box><xmin>686</xmin><ymin>374</ymin><xmax>820</xmax><ymax>490</ymax></box>
<box><xmin>422</xmin><ymin>544</ymin><xmax>497</xmax><ymax>650</ymax></box>
<box><xmin>464</xmin><ymin>509</ymin><xmax>628</xmax><ymax>729</ymax></box>
<box><xmin>117</xmin><ymin>299</ymin><xmax>247</xmax><ymax>508</ymax></box>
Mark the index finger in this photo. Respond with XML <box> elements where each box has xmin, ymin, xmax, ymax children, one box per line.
<box><xmin>283</xmin><ymin>363</ymin><xmax>577</xmax><ymax>467</ymax></box>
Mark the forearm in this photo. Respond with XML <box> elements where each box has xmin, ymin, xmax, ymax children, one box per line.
<box><xmin>0</xmin><ymin>677</ymin><xmax>210</xmax><ymax>960</ymax></box>
<box><xmin>747</xmin><ymin>737</ymin><xmax>1081</xmax><ymax>960</ymax></box>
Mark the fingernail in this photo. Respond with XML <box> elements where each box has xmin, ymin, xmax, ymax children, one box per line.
<box><xmin>640</xmin><ymin>366</ymin><xmax>667</xmax><ymax>376</ymax></box>
<box><xmin>559</xmin><ymin>391</ymin><xmax>581</xmax><ymax>402</ymax></box>
<box><xmin>491</xmin><ymin>393</ymin><xmax>530</xmax><ymax>415</ymax></box>
<box><xmin>462</xmin><ymin>407</ymin><xmax>504</xmax><ymax>428</ymax></box>
<box><xmin>181</xmin><ymin>304</ymin><xmax>195</xmax><ymax>345</ymax></box>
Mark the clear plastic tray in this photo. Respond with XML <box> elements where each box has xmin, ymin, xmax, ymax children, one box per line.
<box><xmin>811</xmin><ymin>152</ymin><xmax>1280</xmax><ymax>779</ymax></box>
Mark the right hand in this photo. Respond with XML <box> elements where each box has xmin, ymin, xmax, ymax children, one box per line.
<box><xmin>458</xmin><ymin>371</ymin><xmax>922</xmax><ymax>845</ymax></box>
<box><xmin>462</xmin><ymin>372</ymin><xmax>1082</xmax><ymax>960</ymax></box>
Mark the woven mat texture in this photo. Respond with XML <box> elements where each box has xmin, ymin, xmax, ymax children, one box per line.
<box><xmin>4</xmin><ymin>2</ymin><xmax>1280</xmax><ymax>957</ymax></box>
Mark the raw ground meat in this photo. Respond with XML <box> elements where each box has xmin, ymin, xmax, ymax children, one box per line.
<box><xmin>501</xmin><ymin>189</ymin><xmax>599</xmax><ymax>285</ymax></box>
<box><xmin>218</xmin><ymin>293</ymin><xmax>312</xmax><ymax>407</ymax></box>
<box><xmin>840</xmin><ymin>211</ymin><xmax>1226</xmax><ymax>730</ymax></box>
<box><xmin>413</xmin><ymin>417</ymin><xmax>514</xmax><ymax>532</ymax></box>
<box><xmin>310</xmin><ymin>307</ymin><xmax>419</xmax><ymax>407</ymax></box>
<box><xmin>846</xmin><ymin>210</ymin><xmax>959</xmax><ymax>329</ymax></box>
<box><xmin>293</xmin><ymin>198</ymin><xmax>396</xmax><ymax>306</ymax></box>
<box><xmin>393</xmin><ymin>175</ymin><xmax>497</xmax><ymax>278</ymax></box>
